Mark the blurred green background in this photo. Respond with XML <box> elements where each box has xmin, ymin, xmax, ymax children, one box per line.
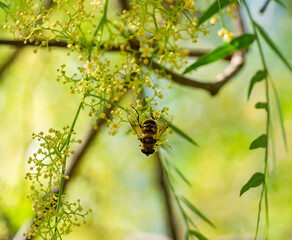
<box><xmin>0</xmin><ymin>0</ymin><xmax>291</xmax><ymax>239</ymax></box>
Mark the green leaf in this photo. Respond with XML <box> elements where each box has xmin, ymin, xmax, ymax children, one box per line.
<box><xmin>274</xmin><ymin>0</ymin><xmax>286</xmax><ymax>8</ymax></box>
<box><xmin>271</xmin><ymin>80</ymin><xmax>287</xmax><ymax>150</ymax></box>
<box><xmin>240</xmin><ymin>172</ymin><xmax>264</xmax><ymax>196</ymax></box>
<box><xmin>188</xmin><ymin>230</ymin><xmax>208</xmax><ymax>240</ymax></box>
<box><xmin>174</xmin><ymin>166</ymin><xmax>192</xmax><ymax>186</ymax></box>
<box><xmin>184</xmin><ymin>231</ymin><xmax>189</xmax><ymax>240</ymax></box>
<box><xmin>249</xmin><ymin>134</ymin><xmax>267</xmax><ymax>149</ymax></box>
<box><xmin>183</xmin><ymin>34</ymin><xmax>255</xmax><ymax>74</ymax></box>
<box><xmin>0</xmin><ymin>1</ymin><xmax>10</xmax><ymax>11</ymax></box>
<box><xmin>179</xmin><ymin>196</ymin><xmax>215</xmax><ymax>228</ymax></box>
<box><xmin>170</xmin><ymin>124</ymin><xmax>198</xmax><ymax>146</ymax></box>
<box><xmin>247</xmin><ymin>70</ymin><xmax>266</xmax><ymax>99</ymax></box>
<box><xmin>197</xmin><ymin>0</ymin><xmax>237</xmax><ymax>26</ymax></box>
<box><xmin>160</xmin><ymin>148</ymin><xmax>192</xmax><ymax>186</ymax></box>
<box><xmin>254</xmin><ymin>21</ymin><xmax>292</xmax><ymax>71</ymax></box>
<box><xmin>255</xmin><ymin>102</ymin><xmax>268</xmax><ymax>111</ymax></box>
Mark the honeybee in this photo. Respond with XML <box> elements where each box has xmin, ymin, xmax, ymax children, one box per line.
<box><xmin>128</xmin><ymin>107</ymin><xmax>173</xmax><ymax>156</ymax></box>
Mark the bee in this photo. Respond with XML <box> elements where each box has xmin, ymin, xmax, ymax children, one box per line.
<box><xmin>128</xmin><ymin>107</ymin><xmax>173</xmax><ymax>156</ymax></box>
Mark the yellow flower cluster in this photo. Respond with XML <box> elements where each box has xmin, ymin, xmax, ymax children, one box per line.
<box><xmin>217</xmin><ymin>27</ymin><xmax>235</xmax><ymax>42</ymax></box>
<box><xmin>25</xmin><ymin>128</ymin><xmax>90</xmax><ymax>239</ymax></box>
<box><xmin>2</xmin><ymin>0</ymin><xmax>213</xmax><ymax>143</ymax></box>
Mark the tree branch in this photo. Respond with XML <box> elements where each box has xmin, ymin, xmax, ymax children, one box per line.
<box><xmin>259</xmin><ymin>0</ymin><xmax>271</xmax><ymax>13</ymax></box>
<box><xmin>150</xmin><ymin>5</ymin><xmax>246</xmax><ymax>96</ymax></box>
<box><xmin>0</xmin><ymin>39</ymin><xmax>68</xmax><ymax>47</ymax></box>
<box><xmin>155</xmin><ymin>153</ymin><xmax>178</xmax><ymax>240</ymax></box>
<box><xmin>0</xmin><ymin>49</ymin><xmax>22</xmax><ymax>80</ymax></box>
<box><xmin>0</xmin><ymin>5</ymin><xmax>246</xmax><ymax>97</ymax></box>
<box><xmin>119</xmin><ymin>0</ymin><xmax>130</xmax><ymax>11</ymax></box>
<box><xmin>186</xmin><ymin>48</ymin><xmax>232</xmax><ymax>60</ymax></box>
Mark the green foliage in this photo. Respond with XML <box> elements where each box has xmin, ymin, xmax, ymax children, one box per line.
<box><xmin>159</xmin><ymin>148</ymin><xmax>212</xmax><ymax>240</ymax></box>
<box><xmin>25</xmin><ymin>127</ymin><xmax>91</xmax><ymax>239</ymax></box>
<box><xmin>188</xmin><ymin>230</ymin><xmax>208</xmax><ymax>240</ymax></box>
<box><xmin>255</xmin><ymin>102</ymin><xmax>268</xmax><ymax>111</ymax></box>
<box><xmin>273</xmin><ymin>0</ymin><xmax>286</xmax><ymax>8</ymax></box>
<box><xmin>197</xmin><ymin>0</ymin><xmax>237</xmax><ymax>26</ymax></box>
<box><xmin>240</xmin><ymin>172</ymin><xmax>264</xmax><ymax>196</ymax></box>
<box><xmin>0</xmin><ymin>0</ymin><xmax>290</xmax><ymax>239</ymax></box>
<box><xmin>254</xmin><ymin>21</ymin><xmax>292</xmax><ymax>71</ymax></box>
<box><xmin>183</xmin><ymin>34</ymin><xmax>256</xmax><ymax>74</ymax></box>
<box><xmin>249</xmin><ymin>134</ymin><xmax>267</xmax><ymax>149</ymax></box>
<box><xmin>0</xmin><ymin>1</ymin><xmax>9</xmax><ymax>11</ymax></box>
<box><xmin>179</xmin><ymin>196</ymin><xmax>215</xmax><ymax>228</ymax></box>
<box><xmin>247</xmin><ymin>70</ymin><xmax>266</xmax><ymax>100</ymax></box>
<box><xmin>170</xmin><ymin>124</ymin><xmax>198</xmax><ymax>146</ymax></box>
<box><xmin>270</xmin><ymin>80</ymin><xmax>288</xmax><ymax>149</ymax></box>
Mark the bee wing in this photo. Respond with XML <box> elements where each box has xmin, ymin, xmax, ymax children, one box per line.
<box><xmin>127</xmin><ymin>112</ymin><xmax>143</xmax><ymax>139</ymax></box>
<box><xmin>156</xmin><ymin>114</ymin><xmax>174</xmax><ymax>138</ymax></box>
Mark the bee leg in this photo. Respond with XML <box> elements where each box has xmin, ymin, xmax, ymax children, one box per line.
<box><xmin>150</xmin><ymin>106</ymin><xmax>155</xmax><ymax>120</ymax></box>
<box><xmin>132</xmin><ymin>107</ymin><xmax>142</xmax><ymax>127</ymax></box>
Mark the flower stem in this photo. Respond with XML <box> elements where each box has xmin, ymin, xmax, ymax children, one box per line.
<box><xmin>54</xmin><ymin>101</ymin><xmax>83</xmax><ymax>236</ymax></box>
<box><xmin>242</xmin><ymin>1</ymin><xmax>270</xmax><ymax>239</ymax></box>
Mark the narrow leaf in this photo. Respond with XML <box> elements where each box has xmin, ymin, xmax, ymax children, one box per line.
<box><xmin>249</xmin><ymin>134</ymin><xmax>267</xmax><ymax>149</ymax></box>
<box><xmin>240</xmin><ymin>172</ymin><xmax>264</xmax><ymax>196</ymax></box>
<box><xmin>160</xmin><ymin>148</ymin><xmax>192</xmax><ymax>186</ymax></box>
<box><xmin>0</xmin><ymin>1</ymin><xmax>9</xmax><ymax>11</ymax></box>
<box><xmin>247</xmin><ymin>70</ymin><xmax>266</xmax><ymax>99</ymax></box>
<box><xmin>184</xmin><ymin>231</ymin><xmax>189</xmax><ymax>240</ymax></box>
<box><xmin>255</xmin><ymin>102</ymin><xmax>268</xmax><ymax>111</ymax></box>
<box><xmin>183</xmin><ymin>34</ymin><xmax>255</xmax><ymax>74</ymax></box>
<box><xmin>170</xmin><ymin>124</ymin><xmax>198</xmax><ymax>146</ymax></box>
<box><xmin>271</xmin><ymin>80</ymin><xmax>287</xmax><ymax>150</ymax></box>
<box><xmin>197</xmin><ymin>0</ymin><xmax>237</xmax><ymax>26</ymax></box>
<box><xmin>274</xmin><ymin>0</ymin><xmax>286</xmax><ymax>8</ymax></box>
<box><xmin>186</xmin><ymin>215</ymin><xmax>197</xmax><ymax>228</ymax></box>
<box><xmin>189</xmin><ymin>230</ymin><xmax>208</xmax><ymax>240</ymax></box>
<box><xmin>254</xmin><ymin>21</ymin><xmax>292</xmax><ymax>71</ymax></box>
<box><xmin>179</xmin><ymin>196</ymin><xmax>215</xmax><ymax>228</ymax></box>
<box><xmin>174</xmin><ymin>166</ymin><xmax>192</xmax><ymax>186</ymax></box>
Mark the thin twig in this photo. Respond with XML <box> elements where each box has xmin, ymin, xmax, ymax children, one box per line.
<box><xmin>151</xmin><ymin>49</ymin><xmax>244</xmax><ymax>96</ymax></box>
<box><xmin>119</xmin><ymin>0</ymin><xmax>130</xmax><ymax>11</ymax></box>
<box><xmin>0</xmin><ymin>49</ymin><xmax>22</xmax><ymax>80</ymax></box>
<box><xmin>0</xmin><ymin>5</ymin><xmax>246</xmax><ymax>97</ymax></box>
<box><xmin>260</xmin><ymin>0</ymin><xmax>271</xmax><ymax>13</ymax></box>
<box><xmin>0</xmin><ymin>39</ymin><xmax>226</xmax><ymax>60</ymax></box>
<box><xmin>155</xmin><ymin>153</ymin><xmax>178</xmax><ymax>240</ymax></box>
<box><xmin>187</xmin><ymin>48</ymin><xmax>232</xmax><ymax>60</ymax></box>
<box><xmin>0</xmin><ymin>39</ymin><xmax>68</xmax><ymax>47</ymax></box>
<box><xmin>12</xmin><ymin>107</ymin><xmax>113</xmax><ymax>240</ymax></box>
<box><xmin>0</xmin><ymin>38</ymin><xmax>124</xmax><ymax>51</ymax></box>
<box><xmin>54</xmin><ymin>107</ymin><xmax>112</xmax><ymax>192</ymax></box>
<box><xmin>150</xmin><ymin>4</ymin><xmax>246</xmax><ymax>96</ymax></box>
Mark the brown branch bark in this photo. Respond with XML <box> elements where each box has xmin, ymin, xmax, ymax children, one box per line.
<box><xmin>55</xmin><ymin>107</ymin><xmax>112</xmax><ymax>192</ymax></box>
<box><xmin>0</xmin><ymin>39</ymin><xmax>68</xmax><ymax>47</ymax></box>
<box><xmin>0</xmin><ymin>39</ymin><xmax>232</xmax><ymax>60</ymax></box>
<box><xmin>119</xmin><ymin>0</ymin><xmax>130</xmax><ymax>11</ymax></box>
<box><xmin>186</xmin><ymin>48</ymin><xmax>232</xmax><ymax>60</ymax></box>
<box><xmin>150</xmin><ymin>5</ymin><xmax>246</xmax><ymax>96</ymax></box>
<box><xmin>7</xmin><ymin>3</ymin><xmax>248</xmax><ymax>240</ymax></box>
<box><xmin>155</xmin><ymin>153</ymin><xmax>178</xmax><ymax>240</ymax></box>
<box><xmin>260</xmin><ymin>0</ymin><xmax>271</xmax><ymax>13</ymax></box>
<box><xmin>0</xmin><ymin>49</ymin><xmax>21</xmax><ymax>80</ymax></box>
<box><xmin>0</xmin><ymin>5</ymin><xmax>246</xmax><ymax>97</ymax></box>
<box><xmin>151</xmin><ymin>48</ymin><xmax>245</xmax><ymax>96</ymax></box>
<box><xmin>138</xmin><ymin>86</ymin><xmax>178</xmax><ymax>239</ymax></box>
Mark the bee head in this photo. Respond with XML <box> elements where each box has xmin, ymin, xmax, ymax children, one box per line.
<box><xmin>141</xmin><ymin>148</ymin><xmax>155</xmax><ymax>156</ymax></box>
